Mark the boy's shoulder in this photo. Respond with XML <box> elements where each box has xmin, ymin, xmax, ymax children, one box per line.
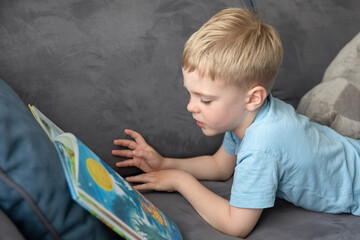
<box><xmin>244</xmin><ymin>95</ymin><xmax>306</xmax><ymax>147</ymax></box>
<box><xmin>224</xmin><ymin>95</ymin><xmax>308</xmax><ymax>156</ymax></box>
<box><xmin>252</xmin><ymin>95</ymin><xmax>300</xmax><ymax>129</ymax></box>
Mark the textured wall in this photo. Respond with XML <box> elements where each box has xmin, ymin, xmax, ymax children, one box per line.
<box><xmin>1</xmin><ymin>0</ymin><xmax>359</xmax><ymax>176</ymax></box>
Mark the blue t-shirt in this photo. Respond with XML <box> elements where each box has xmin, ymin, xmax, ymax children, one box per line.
<box><xmin>223</xmin><ymin>94</ymin><xmax>360</xmax><ymax>215</ymax></box>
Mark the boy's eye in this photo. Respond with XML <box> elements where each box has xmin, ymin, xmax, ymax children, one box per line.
<box><xmin>201</xmin><ymin>99</ymin><xmax>212</xmax><ymax>104</ymax></box>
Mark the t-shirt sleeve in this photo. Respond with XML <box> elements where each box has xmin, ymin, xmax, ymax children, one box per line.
<box><xmin>222</xmin><ymin>131</ymin><xmax>238</xmax><ymax>155</ymax></box>
<box><xmin>230</xmin><ymin>150</ymin><xmax>279</xmax><ymax>209</ymax></box>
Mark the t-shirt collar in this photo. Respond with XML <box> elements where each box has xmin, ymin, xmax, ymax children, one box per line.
<box><xmin>253</xmin><ymin>93</ymin><xmax>272</xmax><ymax>124</ymax></box>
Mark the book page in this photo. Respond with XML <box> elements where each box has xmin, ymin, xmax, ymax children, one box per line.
<box><xmin>53</xmin><ymin>140</ymin><xmax>78</xmax><ymax>198</ymax></box>
<box><xmin>28</xmin><ymin>105</ymin><xmax>64</xmax><ymax>140</ymax></box>
<box><xmin>54</xmin><ymin>133</ymin><xmax>79</xmax><ymax>182</ymax></box>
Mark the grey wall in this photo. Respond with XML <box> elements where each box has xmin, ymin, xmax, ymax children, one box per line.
<box><xmin>1</xmin><ymin>0</ymin><xmax>359</xmax><ymax>176</ymax></box>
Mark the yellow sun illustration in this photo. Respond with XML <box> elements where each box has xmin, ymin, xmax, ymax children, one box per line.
<box><xmin>86</xmin><ymin>158</ymin><xmax>113</xmax><ymax>191</ymax></box>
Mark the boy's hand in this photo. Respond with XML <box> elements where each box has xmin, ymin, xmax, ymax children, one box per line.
<box><xmin>126</xmin><ymin>170</ymin><xmax>190</xmax><ymax>193</ymax></box>
<box><xmin>112</xmin><ymin>129</ymin><xmax>164</xmax><ymax>173</ymax></box>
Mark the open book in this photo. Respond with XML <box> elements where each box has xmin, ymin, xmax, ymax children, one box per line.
<box><xmin>29</xmin><ymin>105</ymin><xmax>183</xmax><ymax>240</ymax></box>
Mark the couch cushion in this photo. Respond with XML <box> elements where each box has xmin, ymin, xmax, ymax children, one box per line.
<box><xmin>297</xmin><ymin>33</ymin><xmax>360</xmax><ymax>139</ymax></box>
<box><xmin>0</xmin><ymin>78</ymin><xmax>120</xmax><ymax>240</ymax></box>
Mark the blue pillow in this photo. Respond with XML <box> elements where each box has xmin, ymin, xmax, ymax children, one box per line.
<box><xmin>0</xmin><ymin>79</ymin><xmax>120</xmax><ymax>240</ymax></box>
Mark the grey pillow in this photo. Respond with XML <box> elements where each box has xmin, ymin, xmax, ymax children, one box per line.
<box><xmin>297</xmin><ymin>33</ymin><xmax>360</xmax><ymax>139</ymax></box>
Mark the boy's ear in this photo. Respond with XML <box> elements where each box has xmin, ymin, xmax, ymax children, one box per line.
<box><xmin>245</xmin><ymin>86</ymin><xmax>268</xmax><ymax>112</ymax></box>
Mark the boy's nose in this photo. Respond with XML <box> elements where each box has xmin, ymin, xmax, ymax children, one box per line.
<box><xmin>187</xmin><ymin>100</ymin><xmax>199</xmax><ymax>113</ymax></box>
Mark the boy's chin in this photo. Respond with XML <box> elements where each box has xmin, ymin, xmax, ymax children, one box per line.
<box><xmin>200</xmin><ymin>128</ymin><xmax>223</xmax><ymax>137</ymax></box>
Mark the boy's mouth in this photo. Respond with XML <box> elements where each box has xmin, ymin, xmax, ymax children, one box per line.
<box><xmin>196</xmin><ymin>120</ymin><xmax>205</xmax><ymax>128</ymax></box>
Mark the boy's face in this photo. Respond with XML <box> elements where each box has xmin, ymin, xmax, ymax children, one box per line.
<box><xmin>183</xmin><ymin>69</ymin><xmax>250</xmax><ymax>137</ymax></box>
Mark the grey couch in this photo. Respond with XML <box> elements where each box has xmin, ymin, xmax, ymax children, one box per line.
<box><xmin>1</xmin><ymin>0</ymin><xmax>360</xmax><ymax>239</ymax></box>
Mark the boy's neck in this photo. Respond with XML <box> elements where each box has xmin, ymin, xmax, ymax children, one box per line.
<box><xmin>233</xmin><ymin>103</ymin><xmax>263</xmax><ymax>140</ymax></box>
<box><xmin>231</xmin><ymin>87</ymin><xmax>269</xmax><ymax>140</ymax></box>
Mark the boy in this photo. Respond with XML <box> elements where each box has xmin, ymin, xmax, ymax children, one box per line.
<box><xmin>112</xmin><ymin>8</ymin><xmax>360</xmax><ymax>238</ymax></box>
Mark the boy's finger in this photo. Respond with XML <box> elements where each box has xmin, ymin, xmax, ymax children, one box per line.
<box><xmin>133</xmin><ymin>183</ymin><xmax>154</xmax><ymax>191</ymax></box>
<box><xmin>115</xmin><ymin>159</ymin><xmax>135</xmax><ymax>168</ymax></box>
<box><xmin>124</xmin><ymin>129</ymin><xmax>146</xmax><ymax>144</ymax></box>
<box><xmin>113</xmin><ymin>139</ymin><xmax>137</xmax><ymax>149</ymax></box>
<box><xmin>126</xmin><ymin>173</ymin><xmax>154</xmax><ymax>183</ymax></box>
<box><xmin>112</xmin><ymin>149</ymin><xmax>133</xmax><ymax>158</ymax></box>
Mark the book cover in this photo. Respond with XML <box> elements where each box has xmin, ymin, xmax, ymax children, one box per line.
<box><xmin>29</xmin><ymin>105</ymin><xmax>183</xmax><ymax>240</ymax></box>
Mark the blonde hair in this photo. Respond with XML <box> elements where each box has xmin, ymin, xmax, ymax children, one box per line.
<box><xmin>182</xmin><ymin>8</ymin><xmax>283</xmax><ymax>92</ymax></box>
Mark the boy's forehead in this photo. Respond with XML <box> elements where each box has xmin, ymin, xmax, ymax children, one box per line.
<box><xmin>182</xmin><ymin>69</ymin><xmax>233</xmax><ymax>96</ymax></box>
<box><xmin>183</xmin><ymin>69</ymin><xmax>207</xmax><ymax>88</ymax></box>
<box><xmin>183</xmin><ymin>68</ymin><xmax>209</xmax><ymax>84</ymax></box>
<box><xmin>182</xmin><ymin>68</ymin><xmax>224</xmax><ymax>88</ymax></box>
<box><xmin>182</xmin><ymin>69</ymin><xmax>249</xmax><ymax>99</ymax></box>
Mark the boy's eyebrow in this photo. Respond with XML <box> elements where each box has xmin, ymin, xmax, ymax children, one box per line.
<box><xmin>183</xmin><ymin>86</ymin><xmax>217</xmax><ymax>98</ymax></box>
<box><xmin>182</xmin><ymin>82</ymin><xmax>217</xmax><ymax>98</ymax></box>
<box><xmin>194</xmin><ymin>92</ymin><xmax>217</xmax><ymax>98</ymax></box>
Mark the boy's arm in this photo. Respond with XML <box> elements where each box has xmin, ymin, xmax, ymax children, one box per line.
<box><xmin>162</xmin><ymin>146</ymin><xmax>236</xmax><ymax>181</ymax></box>
<box><xmin>113</xmin><ymin>129</ymin><xmax>236</xmax><ymax>181</ymax></box>
<box><xmin>127</xmin><ymin>170</ymin><xmax>262</xmax><ymax>238</ymax></box>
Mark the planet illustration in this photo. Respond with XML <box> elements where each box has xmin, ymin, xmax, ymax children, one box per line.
<box><xmin>86</xmin><ymin>158</ymin><xmax>113</xmax><ymax>191</ymax></box>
